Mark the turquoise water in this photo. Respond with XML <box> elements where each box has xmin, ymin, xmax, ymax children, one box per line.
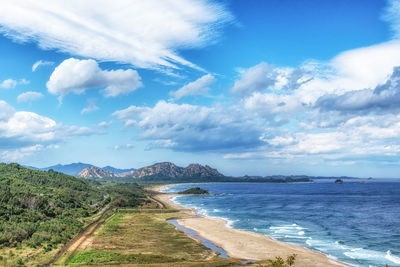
<box><xmin>163</xmin><ymin>180</ymin><xmax>400</xmax><ymax>267</ymax></box>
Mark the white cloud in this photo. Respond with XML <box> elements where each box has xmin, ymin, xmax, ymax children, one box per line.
<box><xmin>0</xmin><ymin>78</ymin><xmax>17</xmax><ymax>89</ymax></box>
<box><xmin>225</xmin><ymin>113</ymin><xmax>400</xmax><ymax>163</ymax></box>
<box><xmin>17</xmin><ymin>91</ymin><xmax>43</xmax><ymax>103</ymax></box>
<box><xmin>113</xmin><ymin>144</ymin><xmax>134</xmax><ymax>150</ymax></box>
<box><xmin>383</xmin><ymin>0</ymin><xmax>400</xmax><ymax>38</ymax></box>
<box><xmin>98</xmin><ymin>121</ymin><xmax>112</xmax><ymax>128</ymax></box>
<box><xmin>0</xmin><ymin>100</ymin><xmax>15</xmax><ymax>121</ymax></box>
<box><xmin>231</xmin><ymin>62</ymin><xmax>276</xmax><ymax>94</ymax></box>
<box><xmin>113</xmin><ymin>100</ymin><xmax>263</xmax><ymax>151</ymax></box>
<box><xmin>32</xmin><ymin>60</ymin><xmax>54</xmax><ymax>72</ymax></box>
<box><xmin>47</xmin><ymin>58</ymin><xmax>142</xmax><ymax>97</ymax></box>
<box><xmin>81</xmin><ymin>99</ymin><xmax>99</xmax><ymax>114</ymax></box>
<box><xmin>244</xmin><ymin>92</ymin><xmax>304</xmax><ymax>123</ymax></box>
<box><xmin>170</xmin><ymin>74</ymin><xmax>216</xmax><ymax>99</ymax></box>
<box><xmin>0</xmin><ymin>0</ymin><xmax>232</xmax><ymax>70</ymax></box>
<box><xmin>0</xmin><ymin>100</ymin><xmax>100</xmax><ymax>150</ymax></box>
<box><xmin>2</xmin><ymin>144</ymin><xmax>44</xmax><ymax>161</ymax></box>
<box><xmin>1</xmin><ymin>144</ymin><xmax>61</xmax><ymax>162</ymax></box>
<box><xmin>230</xmin><ymin>62</ymin><xmax>308</xmax><ymax>95</ymax></box>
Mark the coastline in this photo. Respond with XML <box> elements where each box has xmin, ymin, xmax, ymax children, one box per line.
<box><xmin>155</xmin><ymin>185</ymin><xmax>350</xmax><ymax>267</ymax></box>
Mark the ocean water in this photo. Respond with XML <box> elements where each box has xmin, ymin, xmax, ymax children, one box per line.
<box><xmin>163</xmin><ymin>180</ymin><xmax>400</xmax><ymax>267</ymax></box>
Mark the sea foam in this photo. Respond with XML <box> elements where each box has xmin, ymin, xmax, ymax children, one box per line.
<box><xmin>386</xmin><ymin>250</ymin><xmax>400</xmax><ymax>264</ymax></box>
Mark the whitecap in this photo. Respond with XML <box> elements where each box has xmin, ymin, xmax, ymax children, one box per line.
<box><xmin>386</xmin><ymin>250</ymin><xmax>400</xmax><ymax>264</ymax></box>
<box><xmin>344</xmin><ymin>248</ymin><xmax>386</xmax><ymax>263</ymax></box>
<box><xmin>298</xmin><ymin>231</ymin><xmax>305</xmax><ymax>236</ymax></box>
<box><xmin>284</xmin><ymin>235</ymin><xmax>308</xmax><ymax>239</ymax></box>
<box><xmin>225</xmin><ymin>218</ymin><xmax>238</xmax><ymax>229</ymax></box>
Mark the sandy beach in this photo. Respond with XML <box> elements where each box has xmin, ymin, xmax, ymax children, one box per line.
<box><xmin>156</xmin><ymin>188</ymin><xmax>349</xmax><ymax>267</ymax></box>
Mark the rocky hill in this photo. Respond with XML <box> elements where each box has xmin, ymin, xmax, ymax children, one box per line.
<box><xmin>102</xmin><ymin>166</ymin><xmax>136</xmax><ymax>174</ymax></box>
<box><xmin>128</xmin><ymin>162</ymin><xmax>224</xmax><ymax>179</ymax></box>
<box><xmin>77</xmin><ymin>166</ymin><xmax>115</xmax><ymax>178</ymax></box>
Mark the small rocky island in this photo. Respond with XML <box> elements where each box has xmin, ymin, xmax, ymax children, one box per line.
<box><xmin>178</xmin><ymin>187</ymin><xmax>210</xmax><ymax>195</ymax></box>
<box><xmin>334</xmin><ymin>179</ymin><xmax>344</xmax><ymax>184</ymax></box>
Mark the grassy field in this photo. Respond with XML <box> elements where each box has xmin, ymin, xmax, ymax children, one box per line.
<box><xmin>66</xmin><ymin>209</ymin><xmax>240</xmax><ymax>266</ymax></box>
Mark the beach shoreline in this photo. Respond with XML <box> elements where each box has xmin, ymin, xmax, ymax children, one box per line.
<box><xmin>154</xmin><ymin>185</ymin><xmax>350</xmax><ymax>267</ymax></box>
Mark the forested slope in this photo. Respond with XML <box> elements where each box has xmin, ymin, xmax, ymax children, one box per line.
<box><xmin>0</xmin><ymin>163</ymin><xmax>107</xmax><ymax>250</ymax></box>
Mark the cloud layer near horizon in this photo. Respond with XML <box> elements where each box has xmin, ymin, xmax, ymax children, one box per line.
<box><xmin>0</xmin><ymin>100</ymin><xmax>99</xmax><ymax>161</ymax></box>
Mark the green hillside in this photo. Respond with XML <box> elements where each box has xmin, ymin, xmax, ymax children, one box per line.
<box><xmin>0</xmin><ymin>163</ymin><xmax>108</xmax><ymax>250</ymax></box>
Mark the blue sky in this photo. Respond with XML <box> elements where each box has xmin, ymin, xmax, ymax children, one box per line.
<box><xmin>1</xmin><ymin>0</ymin><xmax>400</xmax><ymax>177</ymax></box>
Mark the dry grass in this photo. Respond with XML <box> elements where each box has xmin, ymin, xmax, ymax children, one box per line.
<box><xmin>67</xmin><ymin>209</ymin><xmax>239</xmax><ymax>266</ymax></box>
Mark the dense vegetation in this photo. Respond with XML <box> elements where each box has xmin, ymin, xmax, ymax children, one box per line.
<box><xmin>178</xmin><ymin>187</ymin><xmax>209</xmax><ymax>195</ymax></box>
<box><xmin>104</xmin><ymin>182</ymin><xmax>149</xmax><ymax>207</ymax></box>
<box><xmin>0</xmin><ymin>163</ymin><xmax>147</xmax><ymax>252</ymax></box>
<box><xmin>0</xmin><ymin>163</ymin><xmax>107</xmax><ymax>250</ymax></box>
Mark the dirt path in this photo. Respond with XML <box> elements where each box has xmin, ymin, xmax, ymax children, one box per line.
<box><xmin>64</xmin><ymin>213</ymin><xmax>115</xmax><ymax>263</ymax></box>
<box><xmin>148</xmin><ymin>195</ymin><xmax>166</xmax><ymax>209</ymax></box>
<box><xmin>44</xmin><ymin>207</ymin><xmax>113</xmax><ymax>266</ymax></box>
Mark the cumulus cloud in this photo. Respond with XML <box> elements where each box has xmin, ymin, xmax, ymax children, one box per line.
<box><xmin>230</xmin><ymin>62</ymin><xmax>310</xmax><ymax>95</ymax></box>
<box><xmin>0</xmin><ymin>100</ymin><xmax>15</xmax><ymax>121</ymax></box>
<box><xmin>2</xmin><ymin>144</ymin><xmax>44</xmax><ymax>161</ymax></box>
<box><xmin>1</xmin><ymin>144</ymin><xmax>61</xmax><ymax>162</ymax></box>
<box><xmin>0</xmin><ymin>100</ymin><xmax>99</xmax><ymax>151</ymax></box>
<box><xmin>0</xmin><ymin>78</ymin><xmax>17</xmax><ymax>89</ymax></box>
<box><xmin>32</xmin><ymin>60</ymin><xmax>54</xmax><ymax>72</ymax></box>
<box><xmin>244</xmin><ymin>92</ymin><xmax>304</xmax><ymax>124</ymax></box>
<box><xmin>225</xmin><ymin>17</ymin><xmax>400</xmax><ymax>163</ymax></box>
<box><xmin>81</xmin><ymin>99</ymin><xmax>99</xmax><ymax>114</ymax></box>
<box><xmin>0</xmin><ymin>78</ymin><xmax>30</xmax><ymax>89</ymax></box>
<box><xmin>231</xmin><ymin>62</ymin><xmax>276</xmax><ymax>94</ymax></box>
<box><xmin>170</xmin><ymin>74</ymin><xmax>216</xmax><ymax>99</ymax></box>
<box><xmin>98</xmin><ymin>121</ymin><xmax>112</xmax><ymax>128</ymax></box>
<box><xmin>47</xmin><ymin>58</ymin><xmax>142</xmax><ymax>97</ymax></box>
<box><xmin>316</xmin><ymin>66</ymin><xmax>400</xmax><ymax>114</ymax></box>
<box><xmin>226</xmin><ymin>111</ymin><xmax>400</xmax><ymax>165</ymax></box>
<box><xmin>113</xmin><ymin>100</ymin><xmax>263</xmax><ymax>151</ymax></box>
<box><xmin>0</xmin><ymin>0</ymin><xmax>232</xmax><ymax>70</ymax></box>
<box><xmin>113</xmin><ymin>144</ymin><xmax>134</xmax><ymax>150</ymax></box>
<box><xmin>17</xmin><ymin>91</ymin><xmax>44</xmax><ymax>103</ymax></box>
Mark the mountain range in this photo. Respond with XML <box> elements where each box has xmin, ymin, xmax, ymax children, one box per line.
<box><xmin>27</xmin><ymin>162</ymin><xmax>224</xmax><ymax>180</ymax></box>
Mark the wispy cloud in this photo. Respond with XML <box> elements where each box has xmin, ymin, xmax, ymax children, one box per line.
<box><xmin>170</xmin><ymin>74</ymin><xmax>216</xmax><ymax>99</ymax></box>
<box><xmin>0</xmin><ymin>78</ymin><xmax>17</xmax><ymax>89</ymax></box>
<box><xmin>0</xmin><ymin>0</ymin><xmax>232</xmax><ymax>70</ymax></box>
<box><xmin>17</xmin><ymin>91</ymin><xmax>44</xmax><ymax>103</ymax></box>
<box><xmin>32</xmin><ymin>60</ymin><xmax>54</xmax><ymax>72</ymax></box>
<box><xmin>81</xmin><ymin>99</ymin><xmax>99</xmax><ymax>114</ymax></box>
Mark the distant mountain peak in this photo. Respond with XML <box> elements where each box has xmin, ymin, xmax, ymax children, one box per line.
<box><xmin>77</xmin><ymin>166</ymin><xmax>115</xmax><ymax>179</ymax></box>
<box><xmin>38</xmin><ymin>162</ymin><xmax>93</xmax><ymax>175</ymax></box>
<box><xmin>128</xmin><ymin>162</ymin><xmax>224</xmax><ymax>179</ymax></box>
<box><xmin>102</xmin><ymin>166</ymin><xmax>136</xmax><ymax>174</ymax></box>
